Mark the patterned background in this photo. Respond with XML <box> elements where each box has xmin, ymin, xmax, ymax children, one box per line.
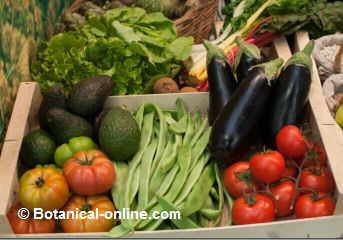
<box><xmin>0</xmin><ymin>0</ymin><xmax>72</xmax><ymax>149</ymax></box>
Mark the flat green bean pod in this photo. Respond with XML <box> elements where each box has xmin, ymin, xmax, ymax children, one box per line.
<box><xmin>181</xmin><ymin>163</ymin><xmax>216</xmax><ymax>217</ymax></box>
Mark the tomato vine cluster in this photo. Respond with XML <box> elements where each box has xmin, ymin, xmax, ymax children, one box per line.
<box><xmin>223</xmin><ymin>125</ymin><xmax>336</xmax><ymax>225</ymax></box>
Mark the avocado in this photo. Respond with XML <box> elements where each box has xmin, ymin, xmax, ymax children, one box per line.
<box><xmin>68</xmin><ymin>75</ymin><xmax>114</xmax><ymax>117</ymax></box>
<box><xmin>99</xmin><ymin>107</ymin><xmax>140</xmax><ymax>161</ymax></box>
<box><xmin>39</xmin><ymin>86</ymin><xmax>66</xmax><ymax>129</ymax></box>
<box><xmin>46</xmin><ymin>108</ymin><xmax>93</xmax><ymax>144</ymax></box>
<box><xmin>21</xmin><ymin>129</ymin><xmax>56</xmax><ymax>168</ymax></box>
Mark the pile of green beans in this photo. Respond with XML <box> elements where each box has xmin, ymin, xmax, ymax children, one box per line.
<box><xmin>108</xmin><ymin>99</ymin><xmax>232</xmax><ymax>237</ymax></box>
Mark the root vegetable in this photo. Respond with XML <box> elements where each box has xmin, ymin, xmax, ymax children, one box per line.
<box><xmin>180</xmin><ymin>87</ymin><xmax>198</xmax><ymax>93</ymax></box>
<box><xmin>154</xmin><ymin>78</ymin><xmax>179</xmax><ymax>94</ymax></box>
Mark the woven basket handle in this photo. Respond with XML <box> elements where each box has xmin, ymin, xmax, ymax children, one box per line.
<box><xmin>334</xmin><ymin>45</ymin><xmax>343</xmax><ymax>73</ymax></box>
<box><xmin>68</xmin><ymin>0</ymin><xmax>87</xmax><ymax>13</ymax></box>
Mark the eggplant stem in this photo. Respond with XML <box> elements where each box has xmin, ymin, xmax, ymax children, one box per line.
<box><xmin>284</xmin><ymin>40</ymin><xmax>314</xmax><ymax>70</ymax></box>
<box><xmin>235</xmin><ymin>37</ymin><xmax>261</xmax><ymax>59</ymax></box>
<box><xmin>254</xmin><ymin>58</ymin><xmax>284</xmax><ymax>83</ymax></box>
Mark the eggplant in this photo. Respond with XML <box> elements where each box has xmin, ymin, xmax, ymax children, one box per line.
<box><xmin>204</xmin><ymin>41</ymin><xmax>237</xmax><ymax>125</ymax></box>
<box><xmin>209</xmin><ymin>58</ymin><xmax>284</xmax><ymax>167</ymax></box>
<box><xmin>266</xmin><ymin>41</ymin><xmax>314</xmax><ymax>146</ymax></box>
<box><xmin>235</xmin><ymin>37</ymin><xmax>262</xmax><ymax>84</ymax></box>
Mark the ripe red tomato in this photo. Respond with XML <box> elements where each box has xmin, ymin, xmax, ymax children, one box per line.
<box><xmin>250</xmin><ymin>151</ymin><xmax>285</xmax><ymax>183</ymax></box>
<box><xmin>276</xmin><ymin>125</ymin><xmax>308</xmax><ymax>159</ymax></box>
<box><xmin>232</xmin><ymin>194</ymin><xmax>275</xmax><ymax>225</ymax></box>
<box><xmin>7</xmin><ymin>203</ymin><xmax>56</xmax><ymax>234</ymax></box>
<box><xmin>299</xmin><ymin>166</ymin><xmax>335</xmax><ymax>193</ymax></box>
<box><xmin>295</xmin><ymin>193</ymin><xmax>335</xmax><ymax>219</ymax></box>
<box><xmin>303</xmin><ymin>142</ymin><xmax>327</xmax><ymax>167</ymax></box>
<box><xmin>223</xmin><ymin>162</ymin><xmax>257</xmax><ymax>198</ymax></box>
<box><xmin>270</xmin><ymin>180</ymin><xmax>296</xmax><ymax>217</ymax></box>
<box><xmin>282</xmin><ymin>167</ymin><xmax>297</xmax><ymax>178</ymax></box>
<box><xmin>63</xmin><ymin>150</ymin><xmax>116</xmax><ymax>195</ymax></box>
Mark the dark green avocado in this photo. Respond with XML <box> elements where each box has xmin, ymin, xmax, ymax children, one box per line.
<box><xmin>68</xmin><ymin>75</ymin><xmax>114</xmax><ymax>117</ymax></box>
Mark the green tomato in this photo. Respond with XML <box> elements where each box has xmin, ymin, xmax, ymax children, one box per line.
<box><xmin>54</xmin><ymin>137</ymin><xmax>98</xmax><ymax>167</ymax></box>
<box><xmin>68</xmin><ymin>136</ymin><xmax>98</xmax><ymax>153</ymax></box>
<box><xmin>54</xmin><ymin>144</ymin><xmax>73</xmax><ymax>167</ymax></box>
<box><xmin>336</xmin><ymin>105</ymin><xmax>343</xmax><ymax>128</ymax></box>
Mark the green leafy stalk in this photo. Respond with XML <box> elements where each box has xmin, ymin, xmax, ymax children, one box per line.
<box><xmin>203</xmin><ymin>40</ymin><xmax>228</xmax><ymax>66</ymax></box>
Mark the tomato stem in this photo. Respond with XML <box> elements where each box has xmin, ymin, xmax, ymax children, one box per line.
<box><xmin>244</xmin><ymin>193</ymin><xmax>257</xmax><ymax>206</ymax></box>
<box><xmin>236</xmin><ymin>169</ymin><xmax>253</xmax><ymax>186</ymax></box>
<box><xmin>81</xmin><ymin>204</ymin><xmax>92</xmax><ymax>212</ymax></box>
<box><xmin>35</xmin><ymin>177</ymin><xmax>45</xmax><ymax>188</ymax></box>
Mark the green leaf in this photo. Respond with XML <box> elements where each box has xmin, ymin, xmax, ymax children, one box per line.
<box><xmin>167</xmin><ymin>37</ymin><xmax>194</xmax><ymax>61</ymax></box>
<box><xmin>111</xmin><ymin>21</ymin><xmax>141</xmax><ymax>43</ymax></box>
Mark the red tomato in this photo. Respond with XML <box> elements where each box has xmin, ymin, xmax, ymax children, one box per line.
<box><xmin>299</xmin><ymin>166</ymin><xmax>335</xmax><ymax>193</ymax></box>
<box><xmin>303</xmin><ymin>142</ymin><xmax>327</xmax><ymax>167</ymax></box>
<box><xmin>223</xmin><ymin>162</ymin><xmax>257</xmax><ymax>198</ymax></box>
<box><xmin>7</xmin><ymin>203</ymin><xmax>56</xmax><ymax>234</ymax></box>
<box><xmin>250</xmin><ymin>151</ymin><xmax>285</xmax><ymax>183</ymax></box>
<box><xmin>270</xmin><ymin>180</ymin><xmax>296</xmax><ymax>217</ymax></box>
<box><xmin>282</xmin><ymin>165</ymin><xmax>298</xmax><ymax>178</ymax></box>
<box><xmin>63</xmin><ymin>150</ymin><xmax>116</xmax><ymax>195</ymax></box>
<box><xmin>276</xmin><ymin>125</ymin><xmax>308</xmax><ymax>159</ymax></box>
<box><xmin>295</xmin><ymin>193</ymin><xmax>335</xmax><ymax>219</ymax></box>
<box><xmin>232</xmin><ymin>194</ymin><xmax>275</xmax><ymax>225</ymax></box>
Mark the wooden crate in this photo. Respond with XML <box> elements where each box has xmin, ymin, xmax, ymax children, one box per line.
<box><xmin>1</xmin><ymin>36</ymin><xmax>343</xmax><ymax>238</ymax></box>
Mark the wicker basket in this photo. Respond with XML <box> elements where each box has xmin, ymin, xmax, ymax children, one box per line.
<box><xmin>175</xmin><ymin>0</ymin><xmax>219</xmax><ymax>44</ymax></box>
<box><xmin>65</xmin><ymin>0</ymin><xmax>219</xmax><ymax>44</ymax></box>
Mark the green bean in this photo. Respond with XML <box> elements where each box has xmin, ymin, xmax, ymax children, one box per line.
<box><xmin>149</xmin><ymin>136</ymin><xmax>174</xmax><ymax>194</ymax></box>
<box><xmin>142</xmin><ymin>165</ymin><xmax>180</xmax><ymax>222</ymax></box>
<box><xmin>106</xmin><ymin>223</ymin><xmax>132</xmax><ymax>238</ymax></box>
<box><xmin>157</xmin><ymin>165</ymin><xmax>180</xmax><ymax>196</ymax></box>
<box><xmin>156</xmin><ymin>195</ymin><xmax>200</xmax><ymax>229</ymax></box>
<box><xmin>210</xmin><ymin>187</ymin><xmax>219</xmax><ymax>201</ymax></box>
<box><xmin>183</xmin><ymin>113</ymin><xmax>194</xmax><ymax>145</ymax></box>
<box><xmin>163</xmin><ymin>145</ymin><xmax>191</xmax><ymax>202</ymax></box>
<box><xmin>177</xmin><ymin>144</ymin><xmax>191</xmax><ymax>171</ymax></box>
<box><xmin>136</xmin><ymin>204</ymin><xmax>164</xmax><ymax>230</ymax></box>
<box><xmin>176</xmin><ymin>98</ymin><xmax>188</xmax><ymax>120</ymax></box>
<box><xmin>129</xmin><ymin>165</ymin><xmax>141</xmax><ymax>206</ymax></box>
<box><xmin>175</xmin><ymin>153</ymin><xmax>210</xmax><ymax>204</ymax></box>
<box><xmin>190</xmin><ymin>117</ymin><xmax>208</xmax><ymax>148</ymax></box>
<box><xmin>224</xmin><ymin>187</ymin><xmax>234</xmax><ymax>226</ymax></box>
<box><xmin>199</xmin><ymin>214</ymin><xmax>210</xmax><ymax>228</ymax></box>
<box><xmin>111</xmin><ymin>162</ymin><xmax>129</xmax><ymax>210</ymax></box>
<box><xmin>181</xmin><ymin>163</ymin><xmax>216</xmax><ymax>217</ymax></box>
<box><xmin>164</xmin><ymin>112</ymin><xmax>177</xmax><ymax>125</ymax></box>
<box><xmin>138</xmin><ymin>147</ymin><xmax>190</xmax><ymax>230</ymax></box>
<box><xmin>200</xmin><ymin>209</ymin><xmax>221</xmax><ymax>220</ymax></box>
<box><xmin>124</xmin><ymin>110</ymin><xmax>155</xmax><ymax>208</ymax></box>
<box><xmin>148</xmin><ymin>104</ymin><xmax>167</xmax><ymax>174</ymax></box>
<box><xmin>193</xmin><ymin>111</ymin><xmax>202</xmax><ymax>128</ymax></box>
<box><xmin>135</xmin><ymin>104</ymin><xmax>145</xmax><ymax>130</ymax></box>
<box><xmin>190</xmin><ymin>127</ymin><xmax>212</xmax><ymax>170</ymax></box>
<box><xmin>137</xmin><ymin>138</ymin><xmax>158</xmax><ymax>210</ymax></box>
<box><xmin>160</xmin><ymin>134</ymin><xmax>182</xmax><ymax>173</ymax></box>
<box><xmin>213</xmin><ymin>163</ymin><xmax>225</xmax><ymax>226</ymax></box>
<box><xmin>169</xmin><ymin>114</ymin><xmax>187</xmax><ymax>134</ymax></box>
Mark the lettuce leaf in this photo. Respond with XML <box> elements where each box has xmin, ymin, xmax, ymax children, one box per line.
<box><xmin>32</xmin><ymin>7</ymin><xmax>193</xmax><ymax>95</ymax></box>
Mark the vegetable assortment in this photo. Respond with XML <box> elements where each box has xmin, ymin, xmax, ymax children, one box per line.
<box><xmin>6</xmin><ymin>0</ymin><xmax>343</xmax><ymax>236</ymax></box>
